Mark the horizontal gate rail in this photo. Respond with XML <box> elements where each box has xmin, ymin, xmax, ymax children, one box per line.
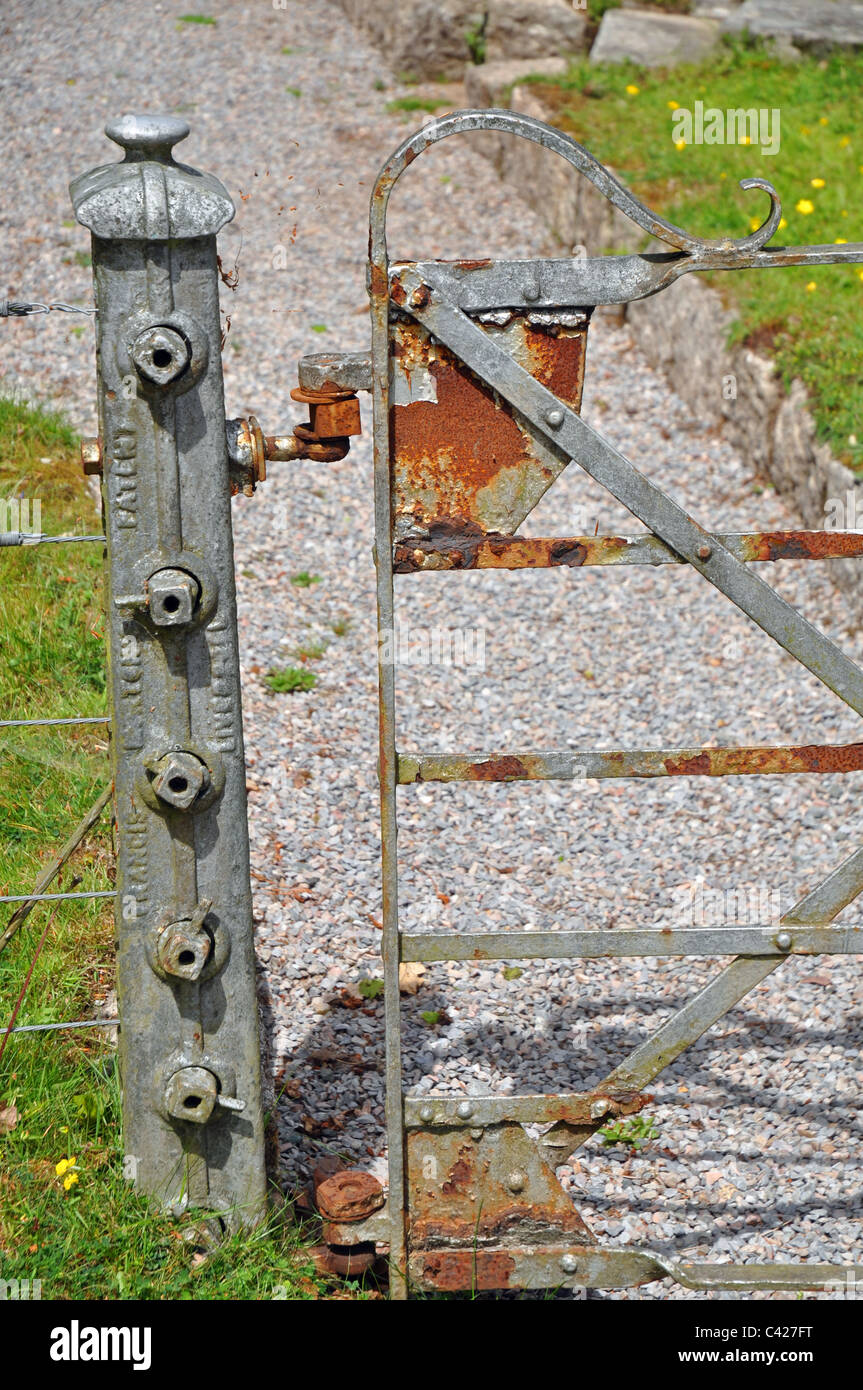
<box><xmin>400</xmin><ymin>926</ymin><xmax>863</xmax><ymax>961</ymax></box>
<box><xmin>399</xmin><ymin>743</ymin><xmax>863</xmax><ymax>781</ymax></box>
<box><xmin>395</xmin><ymin>528</ymin><xmax>863</xmax><ymax>571</ymax></box>
<box><xmin>363</xmin><ymin>109</ymin><xmax>863</xmax><ymax>1299</ymax></box>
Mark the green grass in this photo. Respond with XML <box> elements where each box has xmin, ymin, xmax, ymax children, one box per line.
<box><xmin>386</xmin><ymin>96</ymin><xmax>451</xmax><ymax>115</ymax></box>
<box><xmin>526</xmin><ymin>41</ymin><xmax>863</xmax><ymax>469</ymax></box>
<box><xmin>265</xmin><ymin>667</ymin><xmax>317</xmax><ymax>694</ymax></box>
<box><xmin>178</xmin><ymin>13</ymin><xmax>216</xmax><ymax>23</ymax></box>
<box><xmin>0</xmin><ymin>398</ymin><xmax>339</xmax><ymax>1299</ymax></box>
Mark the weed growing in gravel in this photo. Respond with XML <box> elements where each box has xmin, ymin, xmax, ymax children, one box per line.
<box><xmin>598</xmin><ymin>1115</ymin><xmax>659</xmax><ymax>1150</ymax></box>
<box><xmin>290</xmin><ymin>571</ymin><xmax>322</xmax><ymax>587</ymax></box>
<box><xmin>330</xmin><ymin>617</ymin><xmax>352</xmax><ymax>637</ymax></box>
<box><xmin>178</xmin><ymin>13</ymin><xmax>216</xmax><ymax>23</ymax></box>
<box><xmin>265</xmin><ymin>667</ymin><xmax>317</xmax><ymax>694</ymax></box>
<box><xmin>358</xmin><ymin>978</ymin><xmax>385</xmax><ymax>1000</ymax></box>
<box><xmin>292</xmin><ymin>640</ymin><xmax>327</xmax><ymax>662</ymax></box>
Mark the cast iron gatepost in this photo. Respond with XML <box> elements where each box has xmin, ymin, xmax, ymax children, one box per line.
<box><xmin>71</xmin><ymin>114</ymin><xmax>267</xmax><ymax>1224</ymax></box>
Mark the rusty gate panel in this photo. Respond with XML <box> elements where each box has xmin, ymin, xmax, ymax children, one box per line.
<box><xmin>390</xmin><ymin>304</ymin><xmax>588</xmax><ymax>542</ymax></box>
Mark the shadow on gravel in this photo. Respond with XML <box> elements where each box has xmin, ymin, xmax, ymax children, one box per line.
<box><xmin>255</xmin><ymin>961</ymin><xmax>862</xmax><ymax>1299</ymax></box>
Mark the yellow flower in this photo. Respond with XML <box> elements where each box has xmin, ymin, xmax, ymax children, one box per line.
<box><xmin>667</xmin><ymin>100</ymin><xmax>679</xmax><ymax>110</ymax></box>
<box><xmin>626</xmin><ymin>84</ymin><xmax>640</xmax><ymax>96</ymax></box>
<box><xmin>805</xmin><ymin>281</ymin><xmax>817</xmax><ymax>292</ymax></box>
<box><xmin>836</xmin><ymin>237</ymin><xmax>848</xmax><ymax>244</ymax></box>
<box><xmin>55</xmin><ymin>1158</ymin><xmax>69</xmax><ymax>1176</ymax></box>
<box><xmin>749</xmin><ymin>216</ymin><xmax>761</xmax><ymax>232</ymax></box>
<box><xmin>858</xmin><ymin>270</ymin><xmax>863</xmax><ymax>282</ymax></box>
<box><xmin>778</xmin><ymin>218</ymin><xmax>787</xmax><ymax>230</ymax></box>
<box><xmin>811</xmin><ymin>177</ymin><xmax>826</xmax><ymax>189</ymax></box>
<box><xmin>63</xmin><ymin>1174</ymin><xmax>79</xmax><ymax>1191</ymax></box>
<box><xmin>719</xmin><ymin>171</ymin><xmax>727</xmax><ymax>180</ymax></box>
<box><xmin>739</xmin><ymin>135</ymin><xmax>752</xmax><ymax>145</ymax></box>
<box><xmin>796</xmin><ymin>199</ymin><xmax>815</xmax><ymax>215</ymax></box>
<box><xmin>59</xmin><ymin>1126</ymin><xmax>68</xmax><ymax>1134</ymax></box>
<box><xmin>820</xmin><ymin>116</ymin><xmax>829</xmax><ymax>126</ymax></box>
<box><xmin>674</xmin><ymin>139</ymin><xmax>686</xmax><ymax>151</ymax></box>
<box><xmin>800</xmin><ymin>125</ymin><xmax>810</xmax><ymax>136</ymax></box>
<box><xmin>840</xmin><ymin>136</ymin><xmax>851</xmax><ymax>148</ymax></box>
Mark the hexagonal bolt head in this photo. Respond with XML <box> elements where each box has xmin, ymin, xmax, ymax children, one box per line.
<box><xmin>156</xmin><ymin>919</ymin><xmax>212</xmax><ymax>982</ymax></box>
<box><xmin>151</xmin><ymin>751</ymin><xmax>209</xmax><ymax>811</ymax></box>
<box><xmin>147</xmin><ymin>568</ymin><xmax>200</xmax><ymax>627</ymax></box>
<box><xmin>130</xmin><ymin>325</ymin><xmax>190</xmax><ymax>387</ymax></box>
<box><xmin>163</xmin><ymin>1066</ymin><xmax>218</xmax><ymax>1125</ymax></box>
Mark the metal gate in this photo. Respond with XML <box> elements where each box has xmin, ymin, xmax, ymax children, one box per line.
<box><xmin>313</xmin><ymin>110</ymin><xmax>863</xmax><ymax>1297</ymax></box>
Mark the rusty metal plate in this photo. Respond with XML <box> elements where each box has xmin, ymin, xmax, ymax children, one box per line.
<box><xmin>390</xmin><ymin>306</ymin><xmax>588</xmax><ymax>543</ymax></box>
<box><xmin>406</xmin><ymin>1122</ymin><xmax>595</xmax><ymax>1250</ymax></box>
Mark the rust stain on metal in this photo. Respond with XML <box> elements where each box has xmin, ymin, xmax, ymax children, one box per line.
<box><xmin>393</xmin><ymin>532</ymin><xmax>631</xmax><ymax>571</ymax></box>
<box><xmin>308</xmin><ymin>1243</ymin><xmax>377</xmax><ymax>1277</ymax></box>
<box><xmin>465</xmin><ymin>756</ymin><xmax>531</xmax><ymax>782</ymax></box>
<box><xmin>742</xmin><ymin>530</ymin><xmax>863</xmax><ymax>562</ymax></box>
<box><xmin>663</xmin><ymin>743</ymin><xmax>863</xmax><ymax>777</ymax></box>
<box><xmin>369</xmin><ymin>261</ymin><xmax>388</xmax><ymax>298</ymax></box>
<box><xmin>415</xmin><ymin>1250</ymin><xmax>516</xmax><ymax>1292</ymax></box>
<box><xmin>522</xmin><ymin>325</ymin><xmax>586</xmax><ymax>402</ymax></box>
<box><xmin>441</xmin><ymin>1151</ymin><xmax>474</xmax><ymax>1197</ymax></box>
<box><xmin>393</xmin><ymin>358</ymin><xmax>531</xmax><ymax>517</ymax></box>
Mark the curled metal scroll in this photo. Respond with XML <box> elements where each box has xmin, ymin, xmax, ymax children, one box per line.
<box><xmin>369</xmin><ymin>108</ymin><xmax>781</xmax><ymax>276</ymax></box>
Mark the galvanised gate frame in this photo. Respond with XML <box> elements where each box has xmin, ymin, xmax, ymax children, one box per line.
<box><xmin>320</xmin><ymin>110</ymin><xmax>863</xmax><ymax>1297</ymax></box>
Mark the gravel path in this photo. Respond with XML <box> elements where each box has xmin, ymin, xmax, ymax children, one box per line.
<box><xmin>1</xmin><ymin>0</ymin><xmax>861</xmax><ymax>1299</ymax></box>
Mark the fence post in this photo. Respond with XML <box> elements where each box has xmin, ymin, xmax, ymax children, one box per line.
<box><xmin>71</xmin><ymin>115</ymin><xmax>267</xmax><ymax>1225</ymax></box>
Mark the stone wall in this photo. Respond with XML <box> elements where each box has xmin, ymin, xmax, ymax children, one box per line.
<box><xmin>335</xmin><ymin>0</ymin><xmax>586</xmax><ymax>81</ymax></box>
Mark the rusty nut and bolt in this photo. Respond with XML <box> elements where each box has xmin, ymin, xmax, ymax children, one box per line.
<box><xmin>163</xmin><ymin>1066</ymin><xmax>219</xmax><ymax>1125</ymax></box>
<box><xmin>162</xmin><ymin>1066</ymin><xmax>245</xmax><ymax>1125</ymax></box>
<box><xmin>151</xmin><ymin>750</ymin><xmax>210</xmax><ymax>811</ymax></box>
<box><xmin>316</xmin><ymin>1170</ymin><xmax>385</xmax><ymax>1223</ymax></box>
<box><xmin>156</xmin><ymin>919</ymin><xmax>212</xmax><ymax>982</ymax></box>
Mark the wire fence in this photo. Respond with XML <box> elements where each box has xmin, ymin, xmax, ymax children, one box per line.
<box><xmin>1</xmin><ymin>295</ymin><xmax>117</xmax><ymax>1045</ymax></box>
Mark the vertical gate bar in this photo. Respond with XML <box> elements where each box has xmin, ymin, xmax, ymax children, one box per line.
<box><xmin>71</xmin><ymin>115</ymin><xmax>266</xmax><ymax>1225</ymax></box>
<box><xmin>370</xmin><ymin>184</ymin><xmax>408</xmax><ymax>1298</ymax></box>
